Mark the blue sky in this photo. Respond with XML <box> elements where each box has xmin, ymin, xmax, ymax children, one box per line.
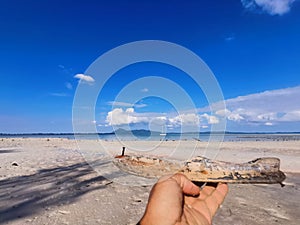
<box><xmin>0</xmin><ymin>0</ymin><xmax>300</xmax><ymax>133</ymax></box>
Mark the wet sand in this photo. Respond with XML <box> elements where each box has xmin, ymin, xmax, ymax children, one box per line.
<box><xmin>0</xmin><ymin>138</ymin><xmax>299</xmax><ymax>224</ymax></box>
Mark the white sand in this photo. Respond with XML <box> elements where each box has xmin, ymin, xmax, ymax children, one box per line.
<box><xmin>0</xmin><ymin>138</ymin><xmax>299</xmax><ymax>224</ymax></box>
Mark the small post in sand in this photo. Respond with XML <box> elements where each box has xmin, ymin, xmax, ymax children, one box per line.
<box><xmin>122</xmin><ymin>147</ymin><xmax>126</xmax><ymax>156</ymax></box>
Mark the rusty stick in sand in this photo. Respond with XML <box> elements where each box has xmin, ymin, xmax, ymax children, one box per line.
<box><xmin>122</xmin><ymin>147</ymin><xmax>126</xmax><ymax>156</ymax></box>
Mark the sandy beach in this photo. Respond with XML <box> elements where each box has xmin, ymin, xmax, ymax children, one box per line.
<box><xmin>0</xmin><ymin>138</ymin><xmax>299</xmax><ymax>225</ymax></box>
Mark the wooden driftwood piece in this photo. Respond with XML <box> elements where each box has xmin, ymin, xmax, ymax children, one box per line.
<box><xmin>113</xmin><ymin>155</ymin><xmax>286</xmax><ymax>185</ymax></box>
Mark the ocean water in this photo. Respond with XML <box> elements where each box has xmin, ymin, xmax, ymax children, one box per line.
<box><xmin>1</xmin><ymin>132</ymin><xmax>300</xmax><ymax>142</ymax></box>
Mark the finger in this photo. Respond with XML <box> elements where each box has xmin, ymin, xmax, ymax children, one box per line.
<box><xmin>202</xmin><ymin>183</ymin><xmax>228</xmax><ymax>218</ymax></box>
<box><xmin>170</xmin><ymin>173</ymin><xmax>200</xmax><ymax>196</ymax></box>
<box><xmin>189</xmin><ymin>193</ymin><xmax>219</xmax><ymax>224</ymax></box>
<box><xmin>157</xmin><ymin>174</ymin><xmax>200</xmax><ymax>196</ymax></box>
<box><xmin>204</xmin><ymin>193</ymin><xmax>220</xmax><ymax>218</ymax></box>
<box><xmin>216</xmin><ymin>183</ymin><xmax>229</xmax><ymax>197</ymax></box>
<box><xmin>188</xmin><ymin>183</ymin><xmax>228</xmax><ymax>218</ymax></box>
<box><xmin>212</xmin><ymin>183</ymin><xmax>229</xmax><ymax>205</ymax></box>
<box><xmin>198</xmin><ymin>185</ymin><xmax>216</xmax><ymax>200</ymax></box>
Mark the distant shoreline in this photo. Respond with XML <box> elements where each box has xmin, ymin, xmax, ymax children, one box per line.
<box><xmin>1</xmin><ymin>131</ymin><xmax>300</xmax><ymax>142</ymax></box>
<box><xmin>1</xmin><ymin>129</ymin><xmax>300</xmax><ymax>136</ymax></box>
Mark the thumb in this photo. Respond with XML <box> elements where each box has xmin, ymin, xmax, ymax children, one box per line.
<box><xmin>159</xmin><ymin>173</ymin><xmax>200</xmax><ymax>196</ymax></box>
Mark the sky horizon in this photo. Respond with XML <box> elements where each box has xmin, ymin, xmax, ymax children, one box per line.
<box><xmin>1</xmin><ymin>0</ymin><xmax>300</xmax><ymax>133</ymax></box>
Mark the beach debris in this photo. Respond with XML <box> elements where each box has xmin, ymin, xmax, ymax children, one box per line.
<box><xmin>115</xmin><ymin>147</ymin><xmax>126</xmax><ymax>159</ymax></box>
<box><xmin>11</xmin><ymin>162</ymin><xmax>18</xmax><ymax>166</ymax></box>
<box><xmin>58</xmin><ymin>210</ymin><xmax>71</xmax><ymax>215</ymax></box>
<box><xmin>113</xmin><ymin>155</ymin><xmax>286</xmax><ymax>185</ymax></box>
<box><xmin>131</xmin><ymin>199</ymin><xmax>143</xmax><ymax>205</ymax></box>
<box><xmin>104</xmin><ymin>180</ymin><xmax>113</xmax><ymax>186</ymax></box>
<box><xmin>122</xmin><ymin>147</ymin><xmax>126</xmax><ymax>156</ymax></box>
<box><xmin>193</xmin><ymin>137</ymin><xmax>201</xmax><ymax>142</ymax></box>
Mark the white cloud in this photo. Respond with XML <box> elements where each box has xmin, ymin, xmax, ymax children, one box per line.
<box><xmin>212</xmin><ymin>85</ymin><xmax>300</xmax><ymax>125</ymax></box>
<box><xmin>105</xmin><ymin>108</ymin><xmax>201</xmax><ymax>128</ymax></box>
<box><xmin>169</xmin><ymin>113</ymin><xmax>200</xmax><ymax>127</ymax></box>
<box><xmin>200</xmin><ymin>113</ymin><xmax>219</xmax><ymax>124</ymax></box>
<box><xmin>257</xmin><ymin>112</ymin><xmax>277</xmax><ymax>121</ymax></box>
<box><xmin>74</xmin><ymin>74</ymin><xmax>95</xmax><ymax>83</ymax></box>
<box><xmin>279</xmin><ymin>110</ymin><xmax>300</xmax><ymax>122</ymax></box>
<box><xmin>216</xmin><ymin>109</ymin><xmax>244</xmax><ymax>121</ymax></box>
<box><xmin>224</xmin><ymin>34</ymin><xmax>235</xmax><ymax>42</ymax></box>
<box><xmin>65</xmin><ymin>82</ymin><xmax>73</xmax><ymax>90</ymax></box>
<box><xmin>103</xmin><ymin>86</ymin><xmax>300</xmax><ymax>130</ymax></box>
<box><xmin>241</xmin><ymin>0</ymin><xmax>295</xmax><ymax>15</ymax></box>
<box><xmin>150</xmin><ymin>116</ymin><xmax>168</xmax><ymax>125</ymax></box>
<box><xmin>141</xmin><ymin>88</ymin><xmax>149</xmax><ymax>93</ymax></box>
<box><xmin>50</xmin><ymin>92</ymin><xmax>69</xmax><ymax>97</ymax></box>
<box><xmin>215</xmin><ymin>109</ymin><xmax>231</xmax><ymax>117</ymax></box>
<box><xmin>107</xmin><ymin>101</ymin><xmax>147</xmax><ymax>108</ymax></box>
<box><xmin>228</xmin><ymin>113</ymin><xmax>245</xmax><ymax>122</ymax></box>
<box><xmin>106</xmin><ymin>108</ymin><xmax>149</xmax><ymax>126</ymax></box>
<box><xmin>225</xmin><ymin>36</ymin><xmax>235</xmax><ymax>42</ymax></box>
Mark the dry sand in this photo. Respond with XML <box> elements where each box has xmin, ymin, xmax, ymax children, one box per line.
<box><xmin>0</xmin><ymin>138</ymin><xmax>299</xmax><ymax>225</ymax></box>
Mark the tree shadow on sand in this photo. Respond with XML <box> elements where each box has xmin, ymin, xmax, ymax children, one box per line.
<box><xmin>0</xmin><ymin>149</ymin><xmax>21</xmax><ymax>154</ymax></box>
<box><xmin>0</xmin><ymin>160</ymin><xmax>113</xmax><ymax>223</ymax></box>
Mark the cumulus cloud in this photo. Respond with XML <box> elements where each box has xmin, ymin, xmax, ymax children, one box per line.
<box><xmin>215</xmin><ymin>109</ymin><xmax>231</xmax><ymax>117</ymax></box>
<box><xmin>211</xmin><ymin>85</ymin><xmax>300</xmax><ymax>125</ymax></box>
<box><xmin>228</xmin><ymin>113</ymin><xmax>245</xmax><ymax>122</ymax></box>
<box><xmin>241</xmin><ymin>0</ymin><xmax>295</xmax><ymax>15</ymax></box>
<box><xmin>74</xmin><ymin>74</ymin><xmax>95</xmax><ymax>83</ymax></box>
<box><xmin>200</xmin><ymin>113</ymin><xmax>219</xmax><ymax>124</ymax></box>
<box><xmin>169</xmin><ymin>113</ymin><xmax>200</xmax><ymax>127</ymax></box>
<box><xmin>216</xmin><ymin>109</ymin><xmax>245</xmax><ymax>121</ymax></box>
<box><xmin>106</xmin><ymin>108</ymin><xmax>148</xmax><ymax>126</ymax></box>
<box><xmin>280</xmin><ymin>110</ymin><xmax>300</xmax><ymax>122</ymax></box>
<box><xmin>105</xmin><ymin>108</ymin><xmax>202</xmax><ymax>128</ymax></box>
<box><xmin>103</xmin><ymin>86</ymin><xmax>300</xmax><ymax>130</ymax></box>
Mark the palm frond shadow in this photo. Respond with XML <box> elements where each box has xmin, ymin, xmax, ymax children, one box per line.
<box><xmin>0</xmin><ymin>160</ymin><xmax>111</xmax><ymax>223</ymax></box>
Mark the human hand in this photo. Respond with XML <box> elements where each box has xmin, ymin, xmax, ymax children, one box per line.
<box><xmin>139</xmin><ymin>173</ymin><xmax>228</xmax><ymax>225</ymax></box>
